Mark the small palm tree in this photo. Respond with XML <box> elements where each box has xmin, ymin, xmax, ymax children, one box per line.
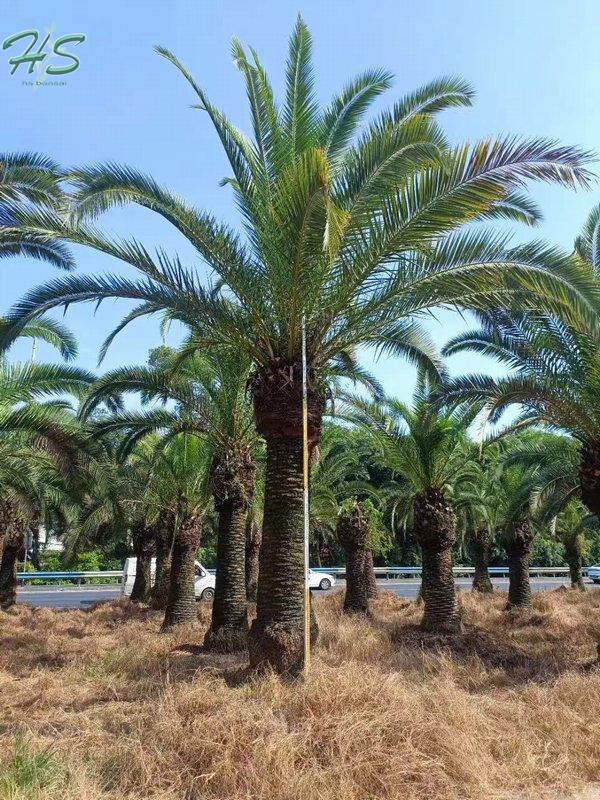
<box><xmin>345</xmin><ymin>378</ymin><xmax>480</xmax><ymax>631</ymax></box>
<box><xmin>153</xmin><ymin>434</ymin><xmax>212</xmax><ymax>629</ymax></box>
<box><xmin>0</xmin><ymin>443</ymin><xmax>64</xmax><ymax>607</ymax></box>
<box><xmin>82</xmin><ymin>345</ymin><xmax>257</xmax><ymax>648</ymax></box>
<box><xmin>555</xmin><ymin>503</ymin><xmax>590</xmax><ymax>591</ymax></box>
<box><xmin>501</xmin><ymin>434</ymin><xmax>589</xmax><ymax>590</ymax></box>
<box><xmin>479</xmin><ymin>439</ymin><xmax>561</xmax><ymax>610</ymax></box>
<box><xmin>453</xmin><ymin>460</ymin><xmax>499</xmax><ymax>593</ymax></box>
<box><xmin>309</xmin><ymin>425</ymin><xmax>374</xmax><ymax>559</ymax></box>
<box><xmin>2</xmin><ymin>21</ymin><xmax>593</xmax><ymax>669</ymax></box>
<box><xmin>0</xmin><ymin>321</ymin><xmax>93</xmax><ymax>606</ymax></box>
<box><xmin>336</xmin><ymin>498</ymin><xmax>384</xmax><ymax>613</ymax></box>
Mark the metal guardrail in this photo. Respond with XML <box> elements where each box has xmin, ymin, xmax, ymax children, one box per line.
<box><xmin>312</xmin><ymin>565</ymin><xmax>573</xmax><ymax>579</ymax></box>
<box><xmin>17</xmin><ymin>570</ymin><xmax>122</xmax><ymax>584</ymax></box>
<box><xmin>16</xmin><ymin>565</ymin><xmax>576</xmax><ymax>586</ymax></box>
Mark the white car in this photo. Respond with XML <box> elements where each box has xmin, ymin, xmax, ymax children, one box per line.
<box><xmin>587</xmin><ymin>565</ymin><xmax>600</xmax><ymax>584</ymax></box>
<box><xmin>309</xmin><ymin>569</ymin><xmax>336</xmax><ymax>590</ymax></box>
<box><xmin>121</xmin><ymin>557</ymin><xmax>215</xmax><ymax>600</ymax></box>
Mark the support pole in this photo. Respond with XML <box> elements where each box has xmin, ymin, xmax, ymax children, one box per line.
<box><xmin>301</xmin><ymin>315</ymin><xmax>311</xmax><ymax>674</ymax></box>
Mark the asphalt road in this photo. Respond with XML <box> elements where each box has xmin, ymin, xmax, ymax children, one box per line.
<box><xmin>16</xmin><ymin>577</ymin><xmax>596</xmax><ymax>609</ymax></box>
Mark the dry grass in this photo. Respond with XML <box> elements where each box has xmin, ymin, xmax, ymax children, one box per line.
<box><xmin>1</xmin><ymin>588</ymin><xmax>600</xmax><ymax>799</ymax></box>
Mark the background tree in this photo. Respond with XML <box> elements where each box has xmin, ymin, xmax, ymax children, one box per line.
<box><xmin>442</xmin><ymin>208</ymin><xmax>600</xmax><ymax>519</ymax></box>
<box><xmin>346</xmin><ymin>378</ymin><xmax>480</xmax><ymax>631</ymax></box>
<box><xmin>82</xmin><ymin>344</ymin><xmax>257</xmax><ymax>649</ymax></box>
<box><xmin>0</xmin><ymin>320</ymin><xmax>92</xmax><ymax>607</ymax></box>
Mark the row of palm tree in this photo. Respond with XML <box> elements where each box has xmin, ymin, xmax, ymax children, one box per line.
<box><xmin>2</xmin><ymin>18</ymin><xmax>600</xmax><ymax>673</ymax></box>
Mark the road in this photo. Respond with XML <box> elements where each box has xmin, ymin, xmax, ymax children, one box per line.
<box><xmin>16</xmin><ymin>577</ymin><xmax>595</xmax><ymax>609</ymax></box>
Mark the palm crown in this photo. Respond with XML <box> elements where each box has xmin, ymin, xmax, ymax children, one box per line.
<box><xmin>441</xmin><ymin>198</ymin><xmax>600</xmax><ymax>517</ymax></box>
<box><xmin>0</xmin><ymin>19</ymin><xmax>595</xmax><ymax>390</ymax></box>
<box><xmin>345</xmin><ymin>377</ymin><xmax>479</xmax><ymax>497</ymax></box>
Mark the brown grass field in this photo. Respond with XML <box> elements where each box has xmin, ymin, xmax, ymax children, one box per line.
<box><xmin>1</xmin><ymin>588</ymin><xmax>600</xmax><ymax>799</ymax></box>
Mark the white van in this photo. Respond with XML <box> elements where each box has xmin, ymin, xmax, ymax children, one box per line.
<box><xmin>121</xmin><ymin>558</ymin><xmax>215</xmax><ymax>600</ymax></box>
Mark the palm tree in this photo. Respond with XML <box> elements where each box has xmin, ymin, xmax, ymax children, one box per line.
<box><xmin>346</xmin><ymin>379</ymin><xmax>480</xmax><ymax>631</ymax></box>
<box><xmin>555</xmin><ymin>503</ymin><xmax>589</xmax><ymax>591</ymax></box>
<box><xmin>1</xmin><ymin>21</ymin><xmax>593</xmax><ymax>669</ymax></box>
<box><xmin>336</xmin><ymin>498</ymin><xmax>383</xmax><ymax>613</ymax></box>
<box><xmin>500</xmin><ymin>434</ymin><xmax>589</xmax><ymax>590</ymax></box>
<box><xmin>309</xmin><ymin>425</ymin><xmax>373</xmax><ymax>558</ymax></box>
<box><xmin>0</xmin><ymin>321</ymin><xmax>93</xmax><ymax>606</ymax></box>
<box><xmin>157</xmin><ymin>434</ymin><xmax>212</xmax><ymax>629</ymax></box>
<box><xmin>453</xmin><ymin>462</ymin><xmax>498</xmax><ymax>593</ymax></box>
<box><xmin>442</xmin><ymin>201</ymin><xmax>600</xmax><ymax>521</ymax></box>
<box><xmin>0</xmin><ymin>442</ymin><xmax>63</xmax><ymax>607</ymax></box>
<box><xmin>485</xmin><ymin>452</ymin><xmax>545</xmax><ymax>610</ymax></box>
<box><xmin>81</xmin><ymin>345</ymin><xmax>257</xmax><ymax>649</ymax></box>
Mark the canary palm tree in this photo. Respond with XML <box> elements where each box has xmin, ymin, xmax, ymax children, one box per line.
<box><xmin>1</xmin><ymin>21</ymin><xmax>594</xmax><ymax>669</ymax></box>
<box><xmin>453</xmin><ymin>463</ymin><xmax>498</xmax><ymax>593</ymax></box>
<box><xmin>477</xmin><ymin>448</ymin><xmax>545</xmax><ymax>610</ymax></box>
<box><xmin>309</xmin><ymin>425</ymin><xmax>373</xmax><ymax>558</ymax></box>
<box><xmin>0</xmin><ymin>321</ymin><xmax>93</xmax><ymax>607</ymax></box>
<box><xmin>336</xmin><ymin>498</ymin><xmax>383</xmax><ymax>613</ymax></box>
<box><xmin>442</xmin><ymin>201</ymin><xmax>600</xmax><ymax>521</ymax></box>
<box><xmin>555</xmin><ymin>503</ymin><xmax>590</xmax><ymax>591</ymax></box>
<box><xmin>156</xmin><ymin>434</ymin><xmax>212</xmax><ymax>629</ymax></box>
<box><xmin>500</xmin><ymin>434</ymin><xmax>589</xmax><ymax>590</ymax></box>
<box><xmin>82</xmin><ymin>345</ymin><xmax>257</xmax><ymax>648</ymax></box>
<box><xmin>346</xmin><ymin>378</ymin><xmax>480</xmax><ymax>631</ymax></box>
<box><xmin>0</xmin><ymin>442</ymin><xmax>58</xmax><ymax>608</ymax></box>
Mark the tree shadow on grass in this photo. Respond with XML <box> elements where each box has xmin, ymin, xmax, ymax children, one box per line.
<box><xmin>166</xmin><ymin>642</ymin><xmax>253</xmax><ymax>687</ymax></box>
<box><xmin>386</xmin><ymin>621</ymin><xmax>599</xmax><ymax>687</ymax></box>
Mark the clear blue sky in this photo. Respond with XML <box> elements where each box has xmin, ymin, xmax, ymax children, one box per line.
<box><xmin>2</xmin><ymin>0</ymin><xmax>599</xmax><ymax>398</ymax></box>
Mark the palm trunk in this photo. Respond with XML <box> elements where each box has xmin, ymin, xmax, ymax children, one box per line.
<box><xmin>471</xmin><ymin>527</ymin><xmax>493</xmax><ymax>593</ymax></box>
<box><xmin>337</xmin><ymin>502</ymin><xmax>370</xmax><ymax>614</ymax></box>
<box><xmin>248</xmin><ymin>360</ymin><xmax>324</xmax><ymax>675</ymax></box>
<box><xmin>565</xmin><ymin>537</ymin><xmax>586</xmax><ymax>591</ymax></box>
<box><xmin>162</xmin><ymin>516</ymin><xmax>201</xmax><ymax>630</ymax></box>
<box><xmin>579</xmin><ymin>442</ymin><xmax>600</xmax><ymax>515</ymax></box>
<box><xmin>205</xmin><ymin>449</ymin><xmax>255</xmax><ymax>652</ymax></box>
<box><xmin>505</xmin><ymin>521</ymin><xmax>534</xmax><ymax>609</ymax></box>
<box><xmin>130</xmin><ymin>525</ymin><xmax>155</xmax><ymax>604</ymax></box>
<box><xmin>343</xmin><ymin>548</ymin><xmax>368</xmax><ymax>612</ymax></box>
<box><xmin>364</xmin><ymin>549</ymin><xmax>378</xmax><ymax>599</ymax></box>
<box><xmin>249</xmin><ymin>435</ymin><xmax>309</xmax><ymax>672</ymax></box>
<box><xmin>0</xmin><ymin>533</ymin><xmax>20</xmax><ymax>609</ymax></box>
<box><xmin>151</xmin><ymin>518</ymin><xmax>174</xmax><ymax>610</ymax></box>
<box><xmin>205</xmin><ymin>498</ymin><xmax>249</xmax><ymax>651</ymax></box>
<box><xmin>414</xmin><ymin>490</ymin><xmax>461</xmax><ymax>633</ymax></box>
<box><xmin>245</xmin><ymin>519</ymin><xmax>261</xmax><ymax>602</ymax></box>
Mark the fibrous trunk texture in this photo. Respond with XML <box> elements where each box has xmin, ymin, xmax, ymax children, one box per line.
<box><xmin>245</xmin><ymin>519</ymin><xmax>261</xmax><ymax>602</ymax></box>
<box><xmin>151</xmin><ymin>517</ymin><xmax>175</xmax><ymax>610</ymax></box>
<box><xmin>470</xmin><ymin>527</ymin><xmax>494</xmax><ymax>594</ymax></box>
<box><xmin>248</xmin><ymin>359</ymin><xmax>325</xmax><ymax>675</ymax></box>
<box><xmin>162</xmin><ymin>516</ymin><xmax>201</xmax><ymax>630</ymax></box>
<box><xmin>337</xmin><ymin>502</ymin><xmax>370</xmax><ymax>614</ymax></box>
<box><xmin>364</xmin><ymin>549</ymin><xmax>378</xmax><ymax>599</ymax></box>
<box><xmin>130</xmin><ymin>524</ymin><xmax>155</xmax><ymax>604</ymax></box>
<box><xmin>505</xmin><ymin>520</ymin><xmax>534</xmax><ymax>609</ymax></box>
<box><xmin>0</xmin><ymin>501</ymin><xmax>25</xmax><ymax>610</ymax></box>
<box><xmin>414</xmin><ymin>489</ymin><xmax>461</xmax><ymax>633</ymax></box>
<box><xmin>579</xmin><ymin>442</ymin><xmax>600</xmax><ymax>515</ymax></box>
<box><xmin>565</xmin><ymin>536</ymin><xmax>586</xmax><ymax>591</ymax></box>
<box><xmin>204</xmin><ymin>447</ymin><xmax>255</xmax><ymax>653</ymax></box>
